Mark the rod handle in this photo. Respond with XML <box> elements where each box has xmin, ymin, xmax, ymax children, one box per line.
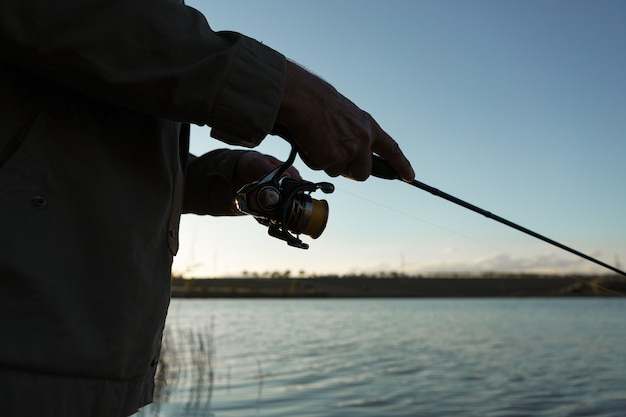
<box><xmin>371</xmin><ymin>154</ymin><xmax>401</xmax><ymax>180</ymax></box>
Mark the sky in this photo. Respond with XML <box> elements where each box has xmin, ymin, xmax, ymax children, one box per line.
<box><xmin>173</xmin><ymin>0</ymin><xmax>626</xmax><ymax>278</ymax></box>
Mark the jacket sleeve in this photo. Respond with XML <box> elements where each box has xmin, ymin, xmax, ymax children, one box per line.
<box><xmin>183</xmin><ymin>149</ymin><xmax>247</xmax><ymax>216</ymax></box>
<box><xmin>0</xmin><ymin>0</ymin><xmax>285</xmax><ymax>147</ymax></box>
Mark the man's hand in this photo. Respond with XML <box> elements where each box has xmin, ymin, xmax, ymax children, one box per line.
<box><xmin>275</xmin><ymin>61</ymin><xmax>415</xmax><ymax>182</ymax></box>
<box><xmin>232</xmin><ymin>151</ymin><xmax>301</xmax><ymax>193</ymax></box>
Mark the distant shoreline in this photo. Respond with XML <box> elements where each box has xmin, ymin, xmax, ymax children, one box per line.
<box><xmin>171</xmin><ymin>275</ymin><xmax>625</xmax><ymax>298</ymax></box>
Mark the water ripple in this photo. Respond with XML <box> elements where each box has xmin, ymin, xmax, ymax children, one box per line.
<box><xmin>139</xmin><ymin>298</ymin><xmax>626</xmax><ymax>417</ymax></box>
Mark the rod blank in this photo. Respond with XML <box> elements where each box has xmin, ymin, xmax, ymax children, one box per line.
<box><xmin>371</xmin><ymin>155</ymin><xmax>626</xmax><ymax>277</ymax></box>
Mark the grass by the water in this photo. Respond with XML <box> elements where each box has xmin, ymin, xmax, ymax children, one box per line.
<box><xmin>139</xmin><ymin>325</ymin><xmax>215</xmax><ymax>416</ymax></box>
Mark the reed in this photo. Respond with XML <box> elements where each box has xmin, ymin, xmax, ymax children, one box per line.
<box><xmin>138</xmin><ymin>323</ymin><xmax>215</xmax><ymax>416</ymax></box>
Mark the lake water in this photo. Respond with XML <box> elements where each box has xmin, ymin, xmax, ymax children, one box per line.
<box><xmin>138</xmin><ymin>298</ymin><xmax>626</xmax><ymax>417</ymax></box>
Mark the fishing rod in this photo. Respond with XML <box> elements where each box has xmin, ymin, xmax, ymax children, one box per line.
<box><xmin>370</xmin><ymin>155</ymin><xmax>626</xmax><ymax>278</ymax></box>
<box><xmin>236</xmin><ymin>133</ymin><xmax>624</xmax><ymax>277</ymax></box>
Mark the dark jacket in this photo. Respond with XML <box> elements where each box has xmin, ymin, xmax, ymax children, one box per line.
<box><xmin>0</xmin><ymin>1</ymin><xmax>285</xmax><ymax>415</ymax></box>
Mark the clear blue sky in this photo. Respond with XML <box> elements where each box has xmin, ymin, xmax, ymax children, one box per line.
<box><xmin>173</xmin><ymin>0</ymin><xmax>626</xmax><ymax>277</ymax></box>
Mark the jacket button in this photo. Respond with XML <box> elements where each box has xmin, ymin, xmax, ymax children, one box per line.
<box><xmin>31</xmin><ymin>196</ymin><xmax>47</xmax><ymax>209</ymax></box>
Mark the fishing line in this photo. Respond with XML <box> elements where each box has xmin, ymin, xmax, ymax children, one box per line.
<box><xmin>336</xmin><ymin>187</ymin><xmax>623</xmax><ymax>296</ymax></box>
<box><xmin>336</xmin><ymin>187</ymin><xmax>503</xmax><ymax>253</ymax></box>
<box><xmin>371</xmin><ymin>155</ymin><xmax>626</xmax><ymax>278</ymax></box>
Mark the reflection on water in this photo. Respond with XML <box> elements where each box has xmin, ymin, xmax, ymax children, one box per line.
<box><xmin>138</xmin><ymin>298</ymin><xmax>626</xmax><ymax>417</ymax></box>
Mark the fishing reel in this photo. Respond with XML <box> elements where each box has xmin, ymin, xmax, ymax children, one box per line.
<box><xmin>235</xmin><ymin>146</ymin><xmax>334</xmax><ymax>249</ymax></box>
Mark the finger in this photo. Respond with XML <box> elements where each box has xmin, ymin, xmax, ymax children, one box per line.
<box><xmin>371</xmin><ymin>126</ymin><xmax>415</xmax><ymax>182</ymax></box>
<box><xmin>345</xmin><ymin>150</ymin><xmax>372</xmax><ymax>181</ymax></box>
<box><xmin>283</xmin><ymin>165</ymin><xmax>302</xmax><ymax>180</ymax></box>
<box><xmin>251</xmin><ymin>153</ymin><xmax>302</xmax><ymax>180</ymax></box>
<box><xmin>299</xmin><ymin>149</ymin><xmax>344</xmax><ymax>177</ymax></box>
<box><xmin>324</xmin><ymin>167</ymin><xmax>343</xmax><ymax>178</ymax></box>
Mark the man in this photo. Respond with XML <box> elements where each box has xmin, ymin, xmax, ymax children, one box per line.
<box><xmin>0</xmin><ymin>1</ymin><xmax>414</xmax><ymax>416</ymax></box>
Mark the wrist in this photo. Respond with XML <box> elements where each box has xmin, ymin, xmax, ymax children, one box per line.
<box><xmin>275</xmin><ymin>60</ymin><xmax>323</xmax><ymax>133</ymax></box>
